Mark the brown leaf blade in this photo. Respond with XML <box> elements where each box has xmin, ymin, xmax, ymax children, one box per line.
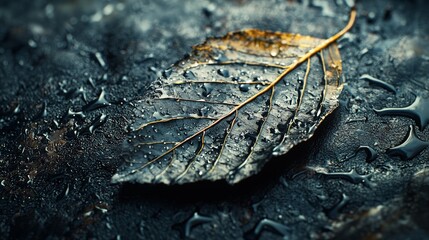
<box><xmin>112</xmin><ymin>9</ymin><xmax>356</xmax><ymax>184</ymax></box>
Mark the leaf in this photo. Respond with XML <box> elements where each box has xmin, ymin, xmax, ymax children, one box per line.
<box><xmin>112</xmin><ymin>9</ymin><xmax>357</xmax><ymax>185</ymax></box>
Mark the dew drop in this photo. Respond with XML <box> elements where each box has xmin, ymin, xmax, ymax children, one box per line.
<box><xmin>202</xmin><ymin>83</ymin><xmax>213</xmax><ymax>97</ymax></box>
<box><xmin>213</xmin><ymin>53</ymin><xmax>228</xmax><ymax>62</ymax></box>
<box><xmin>387</xmin><ymin>125</ymin><xmax>429</xmax><ymax>160</ymax></box>
<box><xmin>87</xmin><ymin>113</ymin><xmax>108</xmax><ymax>134</ymax></box>
<box><xmin>163</xmin><ymin>68</ymin><xmax>172</xmax><ymax>78</ymax></box>
<box><xmin>217</xmin><ymin>68</ymin><xmax>230</xmax><ymax>77</ymax></box>
<box><xmin>270</xmin><ymin>48</ymin><xmax>279</xmax><ymax>57</ymax></box>
<box><xmin>360</xmin><ymin>74</ymin><xmax>396</xmax><ymax>94</ymax></box>
<box><xmin>64</xmin><ymin>108</ymin><xmax>85</xmax><ymax>121</ymax></box>
<box><xmin>199</xmin><ymin>106</ymin><xmax>210</xmax><ymax>117</ymax></box>
<box><xmin>239</xmin><ymin>84</ymin><xmax>249</xmax><ymax>92</ymax></box>
<box><xmin>33</xmin><ymin>102</ymin><xmax>48</xmax><ymax>120</ymax></box>
<box><xmin>325</xmin><ymin>193</ymin><xmax>350</xmax><ymax>219</ymax></box>
<box><xmin>183</xmin><ymin>70</ymin><xmax>196</xmax><ymax>80</ymax></box>
<box><xmin>94</xmin><ymin>52</ymin><xmax>106</xmax><ymax>68</ymax></box>
<box><xmin>374</xmin><ymin>96</ymin><xmax>429</xmax><ymax>129</ymax></box>
<box><xmin>64</xmin><ymin>86</ymin><xmax>87</xmax><ymax>101</ymax></box>
<box><xmin>173</xmin><ymin>212</ymin><xmax>213</xmax><ymax>238</ymax></box>
<box><xmin>357</xmin><ymin>146</ymin><xmax>378</xmax><ymax>163</ymax></box>
<box><xmin>244</xmin><ymin>218</ymin><xmax>289</xmax><ymax>240</ymax></box>
<box><xmin>152</xmin><ymin>111</ymin><xmax>163</xmax><ymax>119</ymax></box>
<box><xmin>82</xmin><ymin>88</ymin><xmax>111</xmax><ymax>112</ymax></box>
<box><xmin>317</xmin><ymin>169</ymin><xmax>372</xmax><ymax>187</ymax></box>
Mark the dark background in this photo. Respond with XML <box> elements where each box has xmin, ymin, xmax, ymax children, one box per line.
<box><xmin>1</xmin><ymin>0</ymin><xmax>429</xmax><ymax>239</ymax></box>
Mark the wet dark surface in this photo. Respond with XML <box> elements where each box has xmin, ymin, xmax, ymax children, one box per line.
<box><xmin>1</xmin><ymin>0</ymin><xmax>429</xmax><ymax>239</ymax></box>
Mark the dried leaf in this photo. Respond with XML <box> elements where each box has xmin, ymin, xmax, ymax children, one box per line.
<box><xmin>113</xmin><ymin>9</ymin><xmax>356</xmax><ymax>185</ymax></box>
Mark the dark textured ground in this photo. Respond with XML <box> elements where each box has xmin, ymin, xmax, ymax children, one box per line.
<box><xmin>1</xmin><ymin>0</ymin><xmax>429</xmax><ymax>239</ymax></box>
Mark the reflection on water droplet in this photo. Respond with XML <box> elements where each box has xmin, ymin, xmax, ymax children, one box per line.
<box><xmin>325</xmin><ymin>193</ymin><xmax>350</xmax><ymax>219</ymax></box>
<box><xmin>199</xmin><ymin>106</ymin><xmax>210</xmax><ymax>117</ymax></box>
<box><xmin>163</xmin><ymin>68</ymin><xmax>172</xmax><ymax>78</ymax></box>
<box><xmin>56</xmin><ymin>183</ymin><xmax>70</xmax><ymax>201</ymax></box>
<box><xmin>345</xmin><ymin>146</ymin><xmax>378</xmax><ymax>163</ymax></box>
<box><xmin>203</xmin><ymin>83</ymin><xmax>213</xmax><ymax>97</ymax></box>
<box><xmin>183</xmin><ymin>70</ymin><xmax>196</xmax><ymax>80</ymax></box>
<box><xmin>314</xmin><ymin>168</ymin><xmax>372</xmax><ymax>187</ymax></box>
<box><xmin>239</xmin><ymin>84</ymin><xmax>249</xmax><ymax>92</ymax></box>
<box><xmin>245</xmin><ymin>218</ymin><xmax>289</xmax><ymax>240</ymax></box>
<box><xmin>213</xmin><ymin>53</ymin><xmax>228</xmax><ymax>62</ymax></box>
<box><xmin>33</xmin><ymin>102</ymin><xmax>48</xmax><ymax>120</ymax></box>
<box><xmin>64</xmin><ymin>86</ymin><xmax>87</xmax><ymax>101</ymax></box>
<box><xmin>217</xmin><ymin>68</ymin><xmax>230</xmax><ymax>77</ymax></box>
<box><xmin>152</xmin><ymin>111</ymin><xmax>163</xmax><ymax>119</ymax></box>
<box><xmin>387</xmin><ymin>125</ymin><xmax>429</xmax><ymax>160</ymax></box>
<box><xmin>87</xmin><ymin>113</ymin><xmax>108</xmax><ymax>134</ymax></box>
<box><xmin>359</xmin><ymin>74</ymin><xmax>396</xmax><ymax>94</ymax></box>
<box><xmin>82</xmin><ymin>88</ymin><xmax>111</xmax><ymax>112</ymax></box>
<box><xmin>12</xmin><ymin>104</ymin><xmax>20</xmax><ymax>115</ymax></box>
<box><xmin>64</xmin><ymin>108</ymin><xmax>85</xmax><ymax>121</ymax></box>
<box><xmin>374</xmin><ymin>96</ymin><xmax>429</xmax><ymax>129</ymax></box>
<box><xmin>28</xmin><ymin>39</ymin><xmax>37</xmax><ymax>48</ymax></box>
<box><xmin>270</xmin><ymin>48</ymin><xmax>279</xmax><ymax>57</ymax></box>
<box><xmin>357</xmin><ymin>146</ymin><xmax>378</xmax><ymax>163</ymax></box>
<box><xmin>173</xmin><ymin>212</ymin><xmax>213</xmax><ymax>238</ymax></box>
<box><xmin>94</xmin><ymin>52</ymin><xmax>106</xmax><ymax>68</ymax></box>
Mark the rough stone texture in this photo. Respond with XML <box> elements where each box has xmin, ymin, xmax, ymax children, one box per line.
<box><xmin>1</xmin><ymin>0</ymin><xmax>429</xmax><ymax>239</ymax></box>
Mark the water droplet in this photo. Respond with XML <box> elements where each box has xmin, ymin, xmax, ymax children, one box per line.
<box><xmin>387</xmin><ymin>125</ymin><xmax>429</xmax><ymax>160</ymax></box>
<box><xmin>103</xmin><ymin>4</ymin><xmax>114</xmax><ymax>15</ymax></box>
<box><xmin>56</xmin><ymin>183</ymin><xmax>70</xmax><ymax>201</ymax></box>
<box><xmin>345</xmin><ymin>116</ymin><xmax>367</xmax><ymax>123</ymax></box>
<box><xmin>239</xmin><ymin>84</ymin><xmax>249</xmax><ymax>92</ymax></box>
<box><xmin>360</xmin><ymin>74</ymin><xmax>396</xmax><ymax>94</ymax></box>
<box><xmin>163</xmin><ymin>68</ymin><xmax>172</xmax><ymax>78</ymax></box>
<box><xmin>367</xmin><ymin>11</ymin><xmax>376</xmax><ymax>23</ymax></box>
<box><xmin>86</xmin><ymin>113</ymin><xmax>108</xmax><ymax>134</ymax></box>
<box><xmin>244</xmin><ymin>218</ymin><xmax>289</xmax><ymax>240</ymax></box>
<box><xmin>28</xmin><ymin>39</ymin><xmax>37</xmax><ymax>48</ymax></box>
<box><xmin>270</xmin><ymin>48</ymin><xmax>279</xmax><ymax>57</ymax></box>
<box><xmin>63</xmin><ymin>86</ymin><xmax>87</xmax><ymax>101</ymax></box>
<box><xmin>325</xmin><ymin>193</ymin><xmax>349</xmax><ymax>219</ymax></box>
<box><xmin>173</xmin><ymin>212</ymin><xmax>213</xmax><ymax>238</ymax></box>
<box><xmin>374</xmin><ymin>96</ymin><xmax>429</xmax><ymax>129</ymax></box>
<box><xmin>45</xmin><ymin>4</ymin><xmax>54</xmax><ymax>18</ymax></box>
<box><xmin>63</xmin><ymin>108</ymin><xmax>85</xmax><ymax>121</ymax></box>
<box><xmin>82</xmin><ymin>88</ymin><xmax>111</xmax><ymax>112</ymax></box>
<box><xmin>310</xmin><ymin>0</ymin><xmax>335</xmax><ymax>17</ymax></box>
<box><xmin>202</xmin><ymin>83</ymin><xmax>213</xmax><ymax>97</ymax></box>
<box><xmin>199</xmin><ymin>106</ymin><xmax>210</xmax><ymax>117</ymax></box>
<box><xmin>12</xmin><ymin>104</ymin><xmax>20</xmax><ymax>115</ymax></box>
<box><xmin>344</xmin><ymin>0</ymin><xmax>355</xmax><ymax>8</ymax></box>
<box><xmin>152</xmin><ymin>111</ymin><xmax>163</xmax><ymax>119</ymax></box>
<box><xmin>202</xmin><ymin>3</ymin><xmax>216</xmax><ymax>17</ymax></box>
<box><xmin>94</xmin><ymin>52</ymin><xmax>106</xmax><ymax>68</ymax></box>
<box><xmin>314</xmin><ymin>168</ymin><xmax>372</xmax><ymax>187</ymax></box>
<box><xmin>213</xmin><ymin>53</ymin><xmax>228</xmax><ymax>62</ymax></box>
<box><xmin>88</xmin><ymin>77</ymin><xmax>97</xmax><ymax>89</ymax></box>
<box><xmin>358</xmin><ymin>146</ymin><xmax>378</xmax><ymax>163</ymax></box>
<box><xmin>183</xmin><ymin>70</ymin><xmax>196</xmax><ymax>80</ymax></box>
<box><xmin>345</xmin><ymin>146</ymin><xmax>378</xmax><ymax>163</ymax></box>
<box><xmin>33</xmin><ymin>102</ymin><xmax>48</xmax><ymax>120</ymax></box>
<box><xmin>217</xmin><ymin>68</ymin><xmax>230</xmax><ymax>77</ymax></box>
